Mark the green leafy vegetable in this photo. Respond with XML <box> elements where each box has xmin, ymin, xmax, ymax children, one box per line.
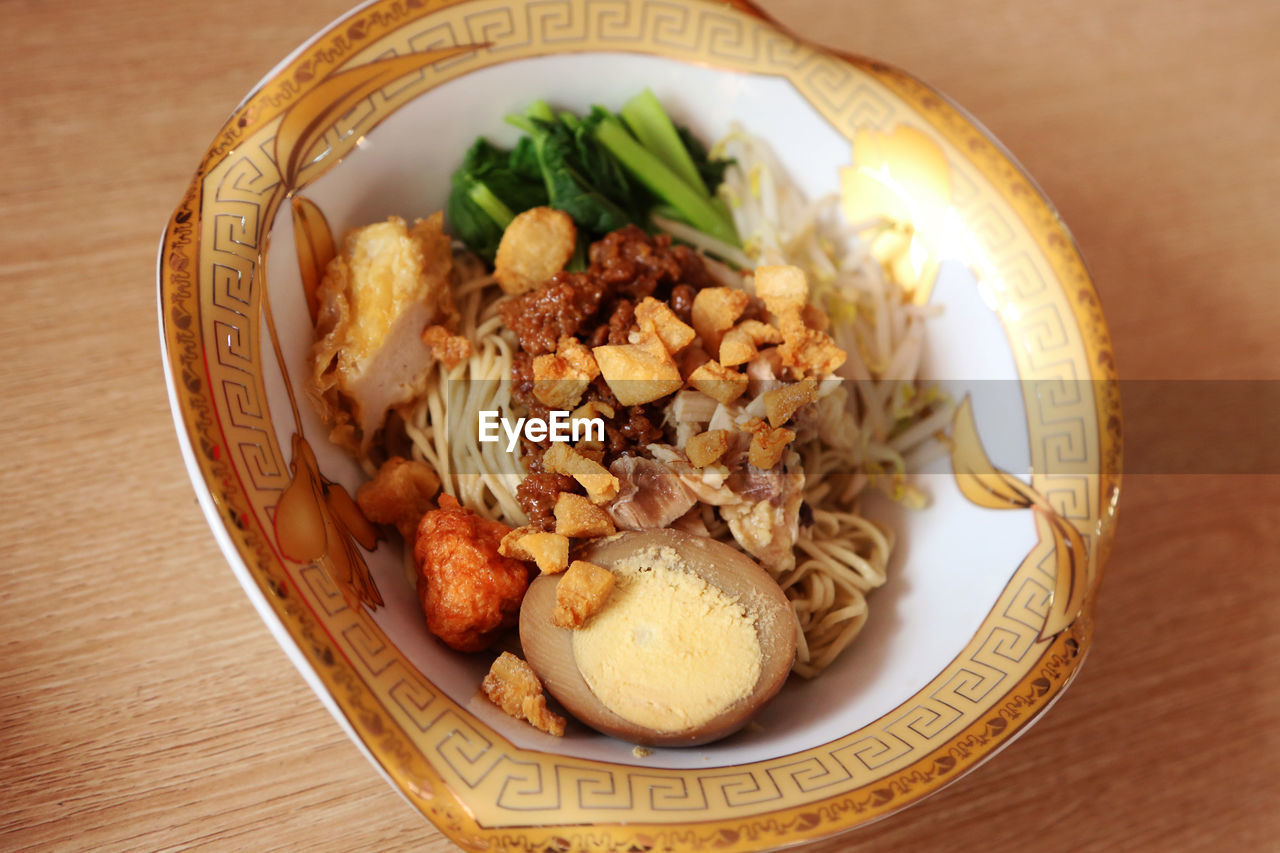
<box><xmin>446</xmin><ymin>137</ymin><xmax>547</xmax><ymax>260</ymax></box>
<box><xmin>676</xmin><ymin>124</ymin><xmax>732</xmax><ymax>194</ymax></box>
<box><xmin>593</xmin><ymin>115</ymin><xmax>739</xmax><ymax>246</ymax></box>
<box><xmin>620</xmin><ymin>88</ymin><xmax>708</xmax><ymax>196</ymax></box>
<box><xmin>520</xmin><ymin>107</ymin><xmax>636</xmax><ymax>235</ymax></box>
<box><xmin>446</xmin><ymin>90</ymin><xmax>740</xmax><ymax>261</ymax></box>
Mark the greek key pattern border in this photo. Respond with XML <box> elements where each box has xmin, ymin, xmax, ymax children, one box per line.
<box><xmin>161</xmin><ymin>0</ymin><xmax>1114</xmax><ymax>845</ymax></box>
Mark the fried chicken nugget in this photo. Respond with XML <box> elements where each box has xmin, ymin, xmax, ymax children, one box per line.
<box><xmin>414</xmin><ymin>494</ymin><xmax>529</xmax><ymax>652</ymax></box>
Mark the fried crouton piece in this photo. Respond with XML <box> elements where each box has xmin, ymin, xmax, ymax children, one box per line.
<box><xmin>494</xmin><ymin>207</ymin><xmax>577</xmax><ymax>295</ymax></box>
<box><xmin>498</xmin><ymin>525</ymin><xmax>539</xmax><ymax>559</ymax></box>
<box><xmin>753</xmin><ymin>265</ymin><xmax>808</xmax><ymax>317</ymax></box>
<box><xmin>691</xmin><ymin>287</ymin><xmax>751</xmax><ymax>354</ymax></box>
<box><xmin>742</xmin><ymin>417</ymin><xmax>796</xmax><ymax>469</ymax></box>
<box><xmin>718</xmin><ymin>319</ymin><xmax>783</xmax><ymax>367</ymax></box>
<box><xmin>686</xmin><ymin>429</ymin><xmax>733</xmax><ymax>467</ymax></box>
<box><xmin>740</xmin><ymin>319</ymin><xmax>786</xmax><ymax>344</ymax></box>
<box><xmin>355</xmin><ymin>456</ymin><xmax>441</xmax><ymax>540</ymax></box>
<box><xmin>481</xmin><ymin>652</ymin><xmax>565</xmax><ymax>736</ymax></box>
<box><xmin>779</xmin><ymin>327</ymin><xmax>847</xmax><ymax>377</ymax></box>
<box><xmin>532</xmin><ymin>337</ymin><xmax>601</xmax><ymax>410</ymax></box>
<box><xmin>414</xmin><ymin>495</ymin><xmax>528</xmax><ymax>652</ymax></box>
<box><xmin>532</xmin><ymin>353</ymin><xmax>590</xmax><ymax>410</ymax></box>
<box><xmin>592</xmin><ymin>340</ymin><xmax>683</xmax><ymax>406</ymax></box>
<box><xmin>421</xmin><ymin>324</ymin><xmax>472</xmax><ymax>369</ymax></box>
<box><xmin>717</xmin><ymin>328</ymin><xmax>756</xmax><ymax>368</ymax></box>
<box><xmin>543</xmin><ymin>443</ymin><xmax>620</xmax><ymax>504</ymax></box>
<box><xmin>515</xmin><ymin>531</ymin><xmax>570</xmax><ymax>574</ymax></box>
<box><xmin>688</xmin><ymin>360</ymin><xmax>749</xmax><ymax>405</ymax></box>
<box><xmin>635</xmin><ymin>297</ymin><xmax>696</xmax><ymax>354</ymax></box>
<box><xmin>762</xmin><ymin>377</ymin><xmax>819</xmax><ymax>427</ymax></box>
<box><xmin>554</xmin><ymin>492</ymin><xmax>616</xmax><ymax>538</ymax></box>
<box><xmin>553</xmin><ymin>560</ymin><xmax>615</xmax><ymax>628</ymax></box>
<box><xmin>558</xmin><ymin>336</ymin><xmax>599</xmax><ymax>377</ymax></box>
<box><xmin>753</xmin><ymin>266</ymin><xmax>846</xmax><ymax>376</ymax></box>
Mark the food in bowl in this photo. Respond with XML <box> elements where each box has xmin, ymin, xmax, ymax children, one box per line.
<box><xmin>302</xmin><ymin>90</ymin><xmax>948</xmax><ymax>745</ymax></box>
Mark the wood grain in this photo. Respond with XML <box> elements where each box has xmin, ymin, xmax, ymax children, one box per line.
<box><xmin>1</xmin><ymin>0</ymin><xmax>1277</xmax><ymax>850</ymax></box>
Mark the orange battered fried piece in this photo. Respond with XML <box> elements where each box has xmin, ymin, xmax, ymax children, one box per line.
<box><xmin>481</xmin><ymin>652</ymin><xmax>565</xmax><ymax>736</ymax></box>
<box><xmin>414</xmin><ymin>494</ymin><xmax>529</xmax><ymax>652</ymax></box>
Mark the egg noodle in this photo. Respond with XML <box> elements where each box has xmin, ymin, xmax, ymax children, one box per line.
<box><xmin>401</xmin><ymin>127</ymin><xmax>948</xmax><ymax>677</ymax></box>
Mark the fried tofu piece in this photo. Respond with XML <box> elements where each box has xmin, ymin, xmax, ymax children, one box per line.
<box><xmin>414</xmin><ymin>495</ymin><xmax>528</xmax><ymax>652</ymax></box>
<box><xmin>543</xmin><ymin>443</ymin><xmax>620</xmax><ymax>504</ymax></box>
<box><xmin>592</xmin><ymin>341</ymin><xmax>683</xmax><ymax>406</ymax></box>
<box><xmin>688</xmin><ymin>360</ymin><xmax>749</xmax><ymax>405</ymax></box>
<box><xmin>691</xmin><ymin>287</ymin><xmax>751</xmax><ymax>354</ymax></box>
<box><xmin>481</xmin><ymin>652</ymin><xmax>565</xmax><ymax>737</ymax></box>
<box><xmin>742</xmin><ymin>417</ymin><xmax>796</xmax><ymax>469</ymax></box>
<box><xmin>762</xmin><ymin>377</ymin><xmax>819</xmax><ymax>427</ymax></box>
<box><xmin>494</xmin><ymin>207</ymin><xmax>577</xmax><ymax>295</ymax></box>
<box><xmin>686</xmin><ymin>429</ymin><xmax>733</xmax><ymax>468</ymax></box>
<box><xmin>308</xmin><ymin>214</ymin><xmax>458</xmax><ymax>454</ymax></box>
<box><xmin>554</xmin><ymin>492</ymin><xmax>617</xmax><ymax>538</ymax></box>
<box><xmin>355</xmin><ymin>456</ymin><xmax>441</xmax><ymax>540</ymax></box>
<box><xmin>635</xmin><ymin>297</ymin><xmax>696</xmax><ymax>354</ymax></box>
<box><xmin>532</xmin><ymin>337</ymin><xmax>600</xmax><ymax>410</ymax></box>
<box><xmin>553</xmin><ymin>560</ymin><xmax>615</xmax><ymax>628</ymax></box>
<box><xmin>421</xmin><ymin>324</ymin><xmax>472</xmax><ymax>369</ymax></box>
<box><xmin>514</xmin><ymin>531</ymin><xmax>570</xmax><ymax>574</ymax></box>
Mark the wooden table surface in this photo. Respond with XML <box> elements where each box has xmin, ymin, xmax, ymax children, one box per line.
<box><xmin>3</xmin><ymin>0</ymin><xmax>1277</xmax><ymax>850</ymax></box>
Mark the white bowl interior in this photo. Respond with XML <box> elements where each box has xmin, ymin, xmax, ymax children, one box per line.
<box><xmin>261</xmin><ymin>52</ymin><xmax>1035</xmax><ymax>769</ymax></box>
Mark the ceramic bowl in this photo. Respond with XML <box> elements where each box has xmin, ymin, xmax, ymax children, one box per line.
<box><xmin>158</xmin><ymin>0</ymin><xmax>1121</xmax><ymax>848</ymax></box>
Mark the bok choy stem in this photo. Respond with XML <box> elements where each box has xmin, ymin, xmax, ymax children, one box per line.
<box><xmin>620</xmin><ymin>88</ymin><xmax>709</xmax><ymax>197</ymax></box>
<box><xmin>593</xmin><ymin>117</ymin><xmax>739</xmax><ymax>246</ymax></box>
<box><xmin>467</xmin><ymin>182</ymin><xmax>514</xmax><ymax>228</ymax></box>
